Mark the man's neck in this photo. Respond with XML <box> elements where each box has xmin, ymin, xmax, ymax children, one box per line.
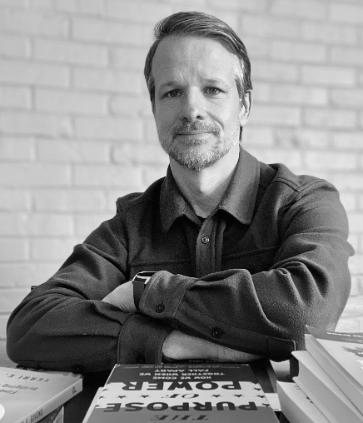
<box><xmin>170</xmin><ymin>145</ymin><xmax>240</xmax><ymax>218</ymax></box>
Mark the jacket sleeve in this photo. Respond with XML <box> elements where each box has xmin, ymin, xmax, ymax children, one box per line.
<box><xmin>6</xmin><ymin>207</ymin><xmax>172</xmax><ymax>373</ymax></box>
<box><xmin>138</xmin><ymin>181</ymin><xmax>354</xmax><ymax>361</ymax></box>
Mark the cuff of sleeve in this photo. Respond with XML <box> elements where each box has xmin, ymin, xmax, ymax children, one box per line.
<box><xmin>117</xmin><ymin>313</ymin><xmax>172</xmax><ymax>364</ymax></box>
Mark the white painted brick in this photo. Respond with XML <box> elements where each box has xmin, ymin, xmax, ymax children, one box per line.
<box><xmin>253</xmin><ymin>60</ymin><xmax>299</xmax><ymax>83</ymax></box>
<box><xmin>0</xmin><ymin>112</ymin><xmax>73</xmax><ymax>137</ymax></box>
<box><xmin>72</xmin><ymin>17</ymin><xmax>151</xmax><ymax>46</ymax></box>
<box><xmin>270</xmin><ymin>40</ymin><xmax>326</xmax><ymax>63</ymax></box>
<box><xmin>35</xmin><ymin>89</ymin><xmax>108</xmax><ymax>115</ymax></box>
<box><xmin>36</xmin><ymin>139</ymin><xmax>110</xmax><ymax>162</ymax></box>
<box><xmin>0</xmin><ymin>9</ymin><xmax>69</xmax><ymax>37</ymax></box>
<box><xmin>304</xmin><ymin>151</ymin><xmax>358</xmax><ymax>170</ymax></box>
<box><xmin>55</xmin><ymin>0</ymin><xmax>103</xmax><ymax>14</ymax></box>
<box><xmin>33</xmin><ymin>39</ymin><xmax>108</xmax><ymax>67</ymax></box>
<box><xmin>103</xmin><ymin>1</ymin><xmax>173</xmax><ymax>23</ymax></box>
<box><xmin>301</xmin><ymin>21</ymin><xmax>357</xmax><ymax>45</ymax></box>
<box><xmin>28</xmin><ymin>213</ymin><xmax>74</xmax><ymax>236</ymax></box>
<box><xmin>73</xmin><ymin>164</ymin><xmax>143</xmax><ymax>188</ymax></box>
<box><xmin>0</xmin><ymin>163</ymin><xmax>71</xmax><ymax>187</ymax></box>
<box><xmin>30</xmin><ymin>237</ymin><xmax>77</xmax><ymax>261</ymax></box>
<box><xmin>242</xmin><ymin>16</ymin><xmax>300</xmax><ymax>39</ymax></box>
<box><xmin>0</xmin><ymin>315</ymin><xmax>8</xmax><ymax>340</ymax></box>
<box><xmin>28</xmin><ymin>0</ymin><xmax>54</xmax><ymax>9</ymax></box>
<box><xmin>252</xmin><ymin>148</ymin><xmax>303</xmax><ymax>170</ymax></box>
<box><xmin>242</xmin><ymin>37</ymin><xmax>270</xmax><ymax>59</ymax></box>
<box><xmin>249</xmin><ymin>105</ymin><xmax>301</xmax><ymax>126</ymax></box>
<box><xmin>330</xmin><ymin>46</ymin><xmax>363</xmax><ymax>67</ymax></box>
<box><xmin>143</xmin><ymin>118</ymin><xmax>159</xmax><ymax>142</ymax></box>
<box><xmin>271</xmin><ymin>0</ymin><xmax>327</xmax><ymax>20</ymax></box>
<box><xmin>110</xmin><ymin>47</ymin><xmax>147</xmax><ymax>70</ymax></box>
<box><xmin>330</xmin><ymin>173</ymin><xmax>363</xmax><ymax>191</ymax></box>
<box><xmin>0</xmin><ymin>60</ymin><xmax>70</xmax><ymax>87</ymax></box>
<box><xmin>0</xmin><ymin>86</ymin><xmax>31</xmax><ymax>108</ymax></box>
<box><xmin>357</xmin><ymin>194</ymin><xmax>363</xmax><ymax>211</ymax></box>
<box><xmin>110</xmin><ymin>94</ymin><xmax>152</xmax><ymax>117</ymax></box>
<box><xmin>73</xmin><ymin>68</ymin><xmax>142</xmax><ymax>94</ymax></box>
<box><xmin>304</xmin><ymin>109</ymin><xmax>357</xmax><ymax>129</ymax></box>
<box><xmin>74</xmin><ymin>212</ymin><xmax>114</xmax><ymax>237</ymax></box>
<box><xmin>302</xmin><ymin>65</ymin><xmax>355</xmax><ymax>87</ymax></box>
<box><xmin>0</xmin><ymin>289</ymin><xmax>28</xmax><ymax>313</ymax></box>
<box><xmin>209</xmin><ymin>0</ymin><xmax>268</xmax><ymax>12</ymax></box>
<box><xmin>33</xmin><ymin>189</ymin><xmax>107</xmax><ymax>212</ymax></box>
<box><xmin>0</xmin><ymin>238</ymin><xmax>28</xmax><ymax>261</ymax></box>
<box><xmin>0</xmin><ymin>0</ymin><xmax>27</xmax><ymax>6</ymax></box>
<box><xmin>0</xmin><ymin>137</ymin><xmax>35</xmax><ymax>160</ymax></box>
<box><xmin>340</xmin><ymin>192</ymin><xmax>357</xmax><ymax>212</ymax></box>
<box><xmin>0</xmin><ymin>262</ymin><xmax>59</xmax><ymax>287</ymax></box>
<box><xmin>244</xmin><ymin>127</ymin><xmax>275</xmax><ymax>147</ymax></box>
<box><xmin>0</xmin><ymin>34</ymin><xmax>29</xmax><ymax>57</ymax></box>
<box><xmin>331</xmin><ymin>89</ymin><xmax>363</xmax><ymax>108</ymax></box>
<box><xmin>330</xmin><ymin>2</ymin><xmax>363</xmax><ymax>24</ymax></box>
<box><xmin>113</xmin><ymin>143</ymin><xmax>168</xmax><ymax>166</ymax></box>
<box><xmin>0</xmin><ymin>212</ymin><xmax>74</xmax><ymax>236</ymax></box>
<box><xmin>268</xmin><ymin>84</ymin><xmax>328</xmax><ymax>106</ymax></box>
<box><xmin>74</xmin><ymin>116</ymin><xmax>143</xmax><ymax>141</ymax></box>
<box><xmin>0</xmin><ymin>189</ymin><xmax>30</xmax><ymax>211</ymax></box>
<box><xmin>348</xmin><ymin>214</ymin><xmax>363</xmax><ymax>233</ymax></box>
<box><xmin>332</xmin><ymin>132</ymin><xmax>363</xmax><ymax>150</ymax></box>
<box><xmin>285</xmin><ymin>129</ymin><xmax>330</xmax><ymax>149</ymax></box>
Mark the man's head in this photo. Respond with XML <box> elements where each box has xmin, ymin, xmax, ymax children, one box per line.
<box><xmin>144</xmin><ymin>11</ymin><xmax>252</xmax><ymax>109</ymax></box>
<box><xmin>145</xmin><ymin>11</ymin><xmax>252</xmax><ymax>171</ymax></box>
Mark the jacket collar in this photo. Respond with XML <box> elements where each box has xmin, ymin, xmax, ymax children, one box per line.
<box><xmin>160</xmin><ymin>147</ymin><xmax>260</xmax><ymax>232</ymax></box>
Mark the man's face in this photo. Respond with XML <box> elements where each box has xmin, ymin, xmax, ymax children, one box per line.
<box><xmin>151</xmin><ymin>35</ymin><xmax>250</xmax><ymax>171</ymax></box>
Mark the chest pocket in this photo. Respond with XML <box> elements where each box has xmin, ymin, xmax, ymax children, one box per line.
<box><xmin>222</xmin><ymin>246</ymin><xmax>277</xmax><ymax>274</ymax></box>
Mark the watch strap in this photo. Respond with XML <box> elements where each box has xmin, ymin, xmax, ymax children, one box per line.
<box><xmin>132</xmin><ymin>271</ymin><xmax>155</xmax><ymax>310</ymax></box>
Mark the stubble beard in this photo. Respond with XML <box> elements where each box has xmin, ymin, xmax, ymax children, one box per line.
<box><xmin>159</xmin><ymin>122</ymin><xmax>240</xmax><ymax>172</ymax></box>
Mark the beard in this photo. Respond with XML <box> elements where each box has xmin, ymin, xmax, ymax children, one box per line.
<box><xmin>159</xmin><ymin>120</ymin><xmax>239</xmax><ymax>171</ymax></box>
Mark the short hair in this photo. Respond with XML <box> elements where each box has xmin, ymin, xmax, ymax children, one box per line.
<box><xmin>144</xmin><ymin>11</ymin><xmax>252</xmax><ymax>108</ymax></box>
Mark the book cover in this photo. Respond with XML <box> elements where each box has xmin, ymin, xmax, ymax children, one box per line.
<box><xmin>292</xmin><ymin>350</ymin><xmax>362</xmax><ymax>423</ymax></box>
<box><xmin>83</xmin><ymin>363</ymin><xmax>279</xmax><ymax>422</ymax></box>
<box><xmin>277</xmin><ymin>381</ymin><xmax>330</xmax><ymax>423</ymax></box>
<box><xmin>305</xmin><ymin>327</ymin><xmax>363</xmax><ymax>414</ymax></box>
<box><xmin>0</xmin><ymin>367</ymin><xmax>82</xmax><ymax>423</ymax></box>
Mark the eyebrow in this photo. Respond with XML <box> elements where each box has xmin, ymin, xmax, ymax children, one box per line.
<box><xmin>159</xmin><ymin>77</ymin><xmax>230</xmax><ymax>90</ymax></box>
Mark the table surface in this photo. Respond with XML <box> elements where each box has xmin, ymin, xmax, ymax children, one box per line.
<box><xmin>0</xmin><ymin>339</ymin><xmax>291</xmax><ymax>422</ymax></box>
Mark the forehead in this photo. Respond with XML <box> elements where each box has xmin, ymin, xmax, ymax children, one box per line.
<box><xmin>151</xmin><ymin>35</ymin><xmax>240</xmax><ymax>86</ymax></box>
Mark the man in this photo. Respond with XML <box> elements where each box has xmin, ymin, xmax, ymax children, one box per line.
<box><xmin>7</xmin><ymin>11</ymin><xmax>353</xmax><ymax>373</ymax></box>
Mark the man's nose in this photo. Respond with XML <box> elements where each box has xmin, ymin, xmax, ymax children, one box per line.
<box><xmin>180</xmin><ymin>90</ymin><xmax>205</xmax><ymax>121</ymax></box>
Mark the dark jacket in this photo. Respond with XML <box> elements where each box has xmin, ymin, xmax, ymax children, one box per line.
<box><xmin>6</xmin><ymin>149</ymin><xmax>353</xmax><ymax>372</ymax></box>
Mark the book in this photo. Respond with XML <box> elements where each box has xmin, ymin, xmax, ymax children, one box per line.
<box><xmin>305</xmin><ymin>327</ymin><xmax>363</xmax><ymax>415</ymax></box>
<box><xmin>0</xmin><ymin>366</ymin><xmax>82</xmax><ymax>423</ymax></box>
<box><xmin>276</xmin><ymin>381</ymin><xmax>330</xmax><ymax>423</ymax></box>
<box><xmin>292</xmin><ymin>350</ymin><xmax>362</xmax><ymax>423</ymax></box>
<box><xmin>83</xmin><ymin>363</ymin><xmax>279</xmax><ymax>422</ymax></box>
<box><xmin>38</xmin><ymin>406</ymin><xmax>63</xmax><ymax>423</ymax></box>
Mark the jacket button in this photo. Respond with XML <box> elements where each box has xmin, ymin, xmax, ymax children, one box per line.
<box><xmin>211</xmin><ymin>327</ymin><xmax>223</xmax><ymax>338</ymax></box>
<box><xmin>155</xmin><ymin>303</ymin><xmax>165</xmax><ymax>313</ymax></box>
<box><xmin>201</xmin><ymin>235</ymin><xmax>210</xmax><ymax>244</ymax></box>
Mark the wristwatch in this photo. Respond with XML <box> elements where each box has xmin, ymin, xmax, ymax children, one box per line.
<box><xmin>132</xmin><ymin>271</ymin><xmax>155</xmax><ymax>310</ymax></box>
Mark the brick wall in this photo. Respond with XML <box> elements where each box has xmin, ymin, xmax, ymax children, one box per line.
<box><xmin>0</xmin><ymin>0</ymin><xmax>362</xmax><ymax>340</ymax></box>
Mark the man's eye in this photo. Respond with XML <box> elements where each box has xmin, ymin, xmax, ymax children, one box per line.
<box><xmin>205</xmin><ymin>87</ymin><xmax>223</xmax><ymax>95</ymax></box>
<box><xmin>164</xmin><ymin>89</ymin><xmax>182</xmax><ymax>98</ymax></box>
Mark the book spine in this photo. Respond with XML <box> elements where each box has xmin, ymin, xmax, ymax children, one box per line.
<box><xmin>17</xmin><ymin>379</ymin><xmax>82</xmax><ymax>423</ymax></box>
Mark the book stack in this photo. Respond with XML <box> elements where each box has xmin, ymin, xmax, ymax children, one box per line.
<box><xmin>277</xmin><ymin>328</ymin><xmax>363</xmax><ymax>423</ymax></box>
<box><xmin>0</xmin><ymin>366</ymin><xmax>82</xmax><ymax>423</ymax></box>
<box><xmin>83</xmin><ymin>362</ymin><xmax>280</xmax><ymax>422</ymax></box>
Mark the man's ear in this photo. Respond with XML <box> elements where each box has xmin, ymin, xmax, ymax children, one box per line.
<box><xmin>239</xmin><ymin>91</ymin><xmax>252</xmax><ymax>127</ymax></box>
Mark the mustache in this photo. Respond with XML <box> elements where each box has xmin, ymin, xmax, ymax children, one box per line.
<box><xmin>172</xmin><ymin>121</ymin><xmax>220</xmax><ymax>135</ymax></box>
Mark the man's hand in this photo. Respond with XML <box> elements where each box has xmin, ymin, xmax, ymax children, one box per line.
<box><xmin>162</xmin><ymin>330</ymin><xmax>261</xmax><ymax>362</ymax></box>
<box><xmin>102</xmin><ymin>281</ymin><xmax>136</xmax><ymax>312</ymax></box>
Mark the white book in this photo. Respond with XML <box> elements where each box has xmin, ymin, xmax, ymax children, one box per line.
<box><xmin>293</xmin><ymin>350</ymin><xmax>362</xmax><ymax>423</ymax></box>
<box><xmin>277</xmin><ymin>381</ymin><xmax>330</xmax><ymax>423</ymax></box>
